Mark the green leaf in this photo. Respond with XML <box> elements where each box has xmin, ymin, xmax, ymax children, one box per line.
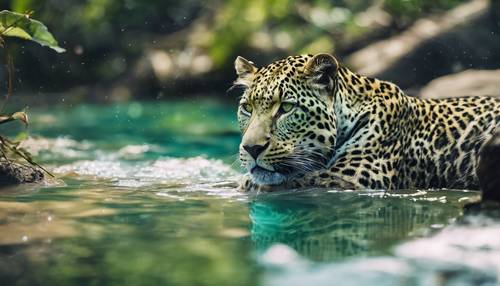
<box><xmin>0</xmin><ymin>10</ymin><xmax>65</xmax><ymax>53</ymax></box>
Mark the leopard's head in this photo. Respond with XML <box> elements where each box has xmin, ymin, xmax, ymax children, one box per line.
<box><xmin>233</xmin><ymin>54</ymin><xmax>339</xmax><ymax>185</ymax></box>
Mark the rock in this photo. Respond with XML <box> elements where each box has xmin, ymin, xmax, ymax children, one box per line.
<box><xmin>0</xmin><ymin>161</ymin><xmax>44</xmax><ymax>187</ymax></box>
<box><xmin>345</xmin><ymin>0</ymin><xmax>500</xmax><ymax>92</ymax></box>
<box><xmin>477</xmin><ymin>131</ymin><xmax>500</xmax><ymax>203</ymax></box>
<box><xmin>419</xmin><ymin>69</ymin><xmax>500</xmax><ymax>99</ymax></box>
<box><xmin>347</xmin><ymin>0</ymin><xmax>489</xmax><ymax>77</ymax></box>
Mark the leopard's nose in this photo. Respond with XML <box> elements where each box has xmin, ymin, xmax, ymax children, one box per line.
<box><xmin>243</xmin><ymin>142</ymin><xmax>269</xmax><ymax>160</ymax></box>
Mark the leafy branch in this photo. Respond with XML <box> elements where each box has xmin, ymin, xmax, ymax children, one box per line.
<box><xmin>0</xmin><ymin>10</ymin><xmax>64</xmax><ymax>178</ymax></box>
<box><xmin>0</xmin><ymin>10</ymin><xmax>65</xmax><ymax>52</ymax></box>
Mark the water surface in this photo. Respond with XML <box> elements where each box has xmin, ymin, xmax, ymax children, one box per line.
<box><xmin>0</xmin><ymin>100</ymin><xmax>498</xmax><ymax>286</ymax></box>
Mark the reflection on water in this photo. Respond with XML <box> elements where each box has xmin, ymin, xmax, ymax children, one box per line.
<box><xmin>261</xmin><ymin>213</ymin><xmax>500</xmax><ymax>286</ymax></box>
<box><xmin>0</xmin><ymin>101</ymin><xmax>497</xmax><ymax>286</ymax></box>
<box><xmin>0</xmin><ymin>180</ymin><xmax>257</xmax><ymax>286</ymax></box>
<box><xmin>250</xmin><ymin>190</ymin><xmax>474</xmax><ymax>261</ymax></box>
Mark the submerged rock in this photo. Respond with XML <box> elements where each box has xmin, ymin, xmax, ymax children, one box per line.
<box><xmin>0</xmin><ymin>161</ymin><xmax>44</xmax><ymax>187</ymax></box>
<box><xmin>477</xmin><ymin>131</ymin><xmax>500</xmax><ymax>203</ymax></box>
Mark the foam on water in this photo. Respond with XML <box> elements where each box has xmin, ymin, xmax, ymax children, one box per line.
<box><xmin>54</xmin><ymin>156</ymin><xmax>239</xmax><ymax>187</ymax></box>
<box><xmin>19</xmin><ymin>136</ymin><xmax>94</xmax><ymax>161</ymax></box>
<box><xmin>17</xmin><ymin>136</ymin><xmax>235</xmax><ymax>183</ymax></box>
<box><xmin>21</xmin><ymin>136</ymin><xmax>241</xmax><ymax>194</ymax></box>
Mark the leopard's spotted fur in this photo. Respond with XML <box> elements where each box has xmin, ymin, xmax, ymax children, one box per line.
<box><xmin>233</xmin><ymin>54</ymin><xmax>499</xmax><ymax>191</ymax></box>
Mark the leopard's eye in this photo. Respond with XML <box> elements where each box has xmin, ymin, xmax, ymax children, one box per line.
<box><xmin>241</xmin><ymin>103</ymin><xmax>253</xmax><ymax>115</ymax></box>
<box><xmin>279</xmin><ymin>102</ymin><xmax>295</xmax><ymax>114</ymax></box>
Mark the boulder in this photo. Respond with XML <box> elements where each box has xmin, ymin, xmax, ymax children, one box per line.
<box><xmin>345</xmin><ymin>0</ymin><xmax>500</xmax><ymax>92</ymax></box>
<box><xmin>419</xmin><ymin>69</ymin><xmax>500</xmax><ymax>99</ymax></box>
<box><xmin>0</xmin><ymin>161</ymin><xmax>44</xmax><ymax>187</ymax></box>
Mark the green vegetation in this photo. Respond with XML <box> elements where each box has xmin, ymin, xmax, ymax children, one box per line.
<box><xmin>0</xmin><ymin>10</ymin><xmax>63</xmax><ymax>175</ymax></box>
<box><xmin>3</xmin><ymin>0</ymin><xmax>469</xmax><ymax>96</ymax></box>
<box><xmin>0</xmin><ymin>10</ymin><xmax>65</xmax><ymax>52</ymax></box>
<box><xmin>385</xmin><ymin>0</ymin><xmax>466</xmax><ymax>22</ymax></box>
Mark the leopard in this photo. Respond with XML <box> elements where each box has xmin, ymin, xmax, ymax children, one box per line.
<box><xmin>233</xmin><ymin>53</ymin><xmax>500</xmax><ymax>191</ymax></box>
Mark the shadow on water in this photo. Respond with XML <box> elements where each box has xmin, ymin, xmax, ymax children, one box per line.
<box><xmin>249</xmin><ymin>189</ymin><xmax>476</xmax><ymax>261</ymax></box>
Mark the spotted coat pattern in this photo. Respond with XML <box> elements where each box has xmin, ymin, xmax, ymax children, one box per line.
<box><xmin>234</xmin><ymin>54</ymin><xmax>500</xmax><ymax>191</ymax></box>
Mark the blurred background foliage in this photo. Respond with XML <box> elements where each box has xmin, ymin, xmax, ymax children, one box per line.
<box><xmin>0</xmin><ymin>0</ymin><xmax>498</xmax><ymax>102</ymax></box>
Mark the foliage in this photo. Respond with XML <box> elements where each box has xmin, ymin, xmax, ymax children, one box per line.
<box><xmin>1</xmin><ymin>0</ymin><xmax>470</xmax><ymax>94</ymax></box>
<box><xmin>0</xmin><ymin>9</ymin><xmax>62</xmax><ymax>176</ymax></box>
<box><xmin>206</xmin><ymin>0</ymin><xmax>469</xmax><ymax>66</ymax></box>
<box><xmin>207</xmin><ymin>0</ymin><xmax>294</xmax><ymax>66</ymax></box>
<box><xmin>384</xmin><ymin>0</ymin><xmax>466</xmax><ymax>24</ymax></box>
<box><xmin>0</xmin><ymin>10</ymin><xmax>65</xmax><ymax>52</ymax></box>
<box><xmin>5</xmin><ymin>0</ymin><xmax>204</xmax><ymax>88</ymax></box>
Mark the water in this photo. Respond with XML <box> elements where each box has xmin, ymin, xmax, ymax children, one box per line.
<box><xmin>0</xmin><ymin>100</ymin><xmax>499</xmax><ymax>286</ymax></box>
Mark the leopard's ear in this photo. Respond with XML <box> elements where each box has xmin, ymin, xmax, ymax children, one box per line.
<box><xmin>304</xmin><ymin>53</ymin><xmax>339</xmax><ymax>91</ymax></box>
<box><xmin>234</xmin><ymin>56</ymin><xmax>257</xmax><ymax>87</ymax></box>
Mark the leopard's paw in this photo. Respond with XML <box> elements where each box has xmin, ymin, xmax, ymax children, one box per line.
<box><xmin>238</xmin><ymin>175</ymin><xmax>257</xmax><ymax>192</ymax></box>
<box><xmin>238</xmin><ymin>175</ymin><xmax>276</xmax><ymax>193</ymax></box>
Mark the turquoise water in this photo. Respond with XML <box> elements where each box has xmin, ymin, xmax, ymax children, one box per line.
<box><xmin>0</xmin><ymin>100</ymin><xmax>498</xmax><ymax>286</ymax></box>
